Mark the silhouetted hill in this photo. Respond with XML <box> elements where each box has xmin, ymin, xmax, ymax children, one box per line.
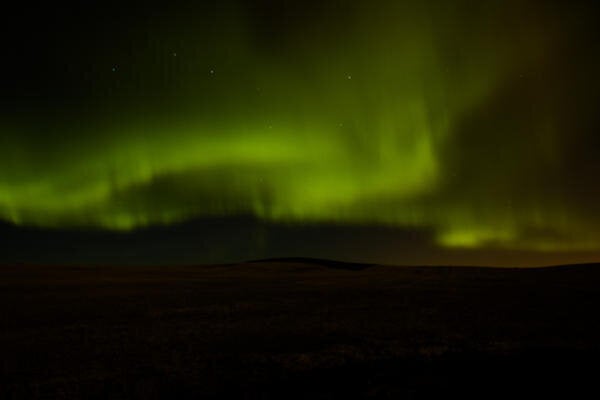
<box><xmin>246</xmin><ymin>257</ymin><xmax>376</xmax><ymax>270</ymax></box>
<box><xmin>537</xmin><ymin>262</ymin><xmax>600</xmax><ymax>271</ymax></box>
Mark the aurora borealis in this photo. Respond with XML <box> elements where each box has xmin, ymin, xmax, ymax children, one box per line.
<box><xmin>3</xmin><ymin>0</ymin><xmax>600</xmax><ymax>265</ymax></box>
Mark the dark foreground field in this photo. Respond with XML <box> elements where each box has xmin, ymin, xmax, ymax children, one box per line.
<box><xmin>2</xmin><ymin>259</ymin><xmax>600</xmax><ymax>399</ymax></box>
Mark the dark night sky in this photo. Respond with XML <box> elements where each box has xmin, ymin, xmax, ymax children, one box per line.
<box><xmin>2</xmin><ymin>0</ymin><xmax>600</xmax><ymax>266</ymax></box>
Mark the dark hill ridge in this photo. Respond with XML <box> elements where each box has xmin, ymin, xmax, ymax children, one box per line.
<box><xmin>246</xmin><ymin>257</ymin><xmax>376</xmax><ymax>270</ymax></box>
<box><xmin>535</xmin><ymin>262</ymin><xmax>600</xmax><ymax>271</ymax></box>
<box><xmin>247</xmin><ymin>257</ymin><xmax>600</xmax><ymax>272</ymax></box>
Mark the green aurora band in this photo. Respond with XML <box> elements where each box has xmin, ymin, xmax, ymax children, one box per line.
<box><xmin>2</xmin><ymin>0</ymin><xmax>600</xmax><ymax>252</ymax></box>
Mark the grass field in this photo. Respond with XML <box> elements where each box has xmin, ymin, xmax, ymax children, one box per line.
<box><xmin>2</xmin><ymin>259</ymin><xmax>600</xmax><ymax>398</ymax></box>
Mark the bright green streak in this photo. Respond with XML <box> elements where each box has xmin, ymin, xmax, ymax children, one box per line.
<box><xmin>1</xmin><ymin>1</ymin><xmax>598</xmax><ymax>252</ymax></box>
<box><xmin>0</xmin><ymin>106</ymin><xmax>440</xmax><ymax>228</ymax></box>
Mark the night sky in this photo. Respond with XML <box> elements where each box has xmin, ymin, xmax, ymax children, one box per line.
<box><xmin>2</xmin><ymin>0</ymin><xmax>600</xmax><ymax>266</ymax></box>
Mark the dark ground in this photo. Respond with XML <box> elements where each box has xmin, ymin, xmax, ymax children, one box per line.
<box><xmin>2</xmin><ymin>259</ymin><xmax>600</xmax><ymax>399</ymax></box>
